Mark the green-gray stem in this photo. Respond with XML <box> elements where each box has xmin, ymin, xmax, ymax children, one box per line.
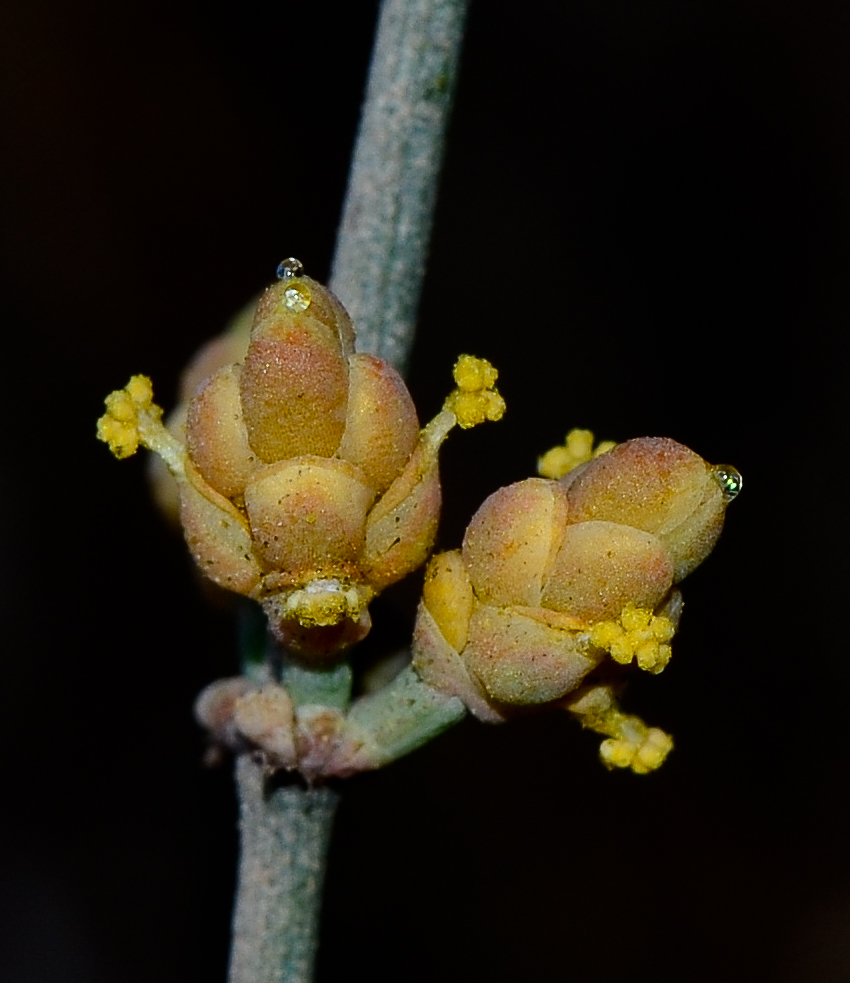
<box><xmin>229</xmin><ymin>1</ymin><xmax>470</xmax><ymax>979</ymax></box>
<box><xmin>228</xmin><ymin>756</ymin><xmax>339</xmax><ymax>983</ymax></box>
<box><xmin>329</xmin><ymin>0</ymin><xmax>470</xmax><ymax>373</ymax></box>
<box><xmin>347</xmin><ymin>664</ymin><xmax>466</xmax><ymax>767</ymax></box>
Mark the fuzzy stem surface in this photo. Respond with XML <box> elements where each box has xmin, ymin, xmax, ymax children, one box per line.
<box><xmin>330</xmin><ymin>0</ymin><xmax>470</xmax><ymax>372</ymax></box>
<box><xmin>228</xmin><ymin>756</ymin><xmax>339</xmax><ymax>983</ymax></box>
<box><xmin>229</xmin><ymin>1</ymin><xmax>471</xmax><ymax>978</ymax></box>
<box><xmin>347</xmin><ymin>664</ymin><xmax>466</xmax><ymax>766</ymax></box>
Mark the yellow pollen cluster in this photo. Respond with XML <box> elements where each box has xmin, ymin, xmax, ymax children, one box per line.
<box><xmin>97</xmin><ymin>375</ymin><xmax>186</xmax><ymax>476</ymax></box>
<box><xmin>565</xmin><ymin>684</ymin><xmax>674</xmax><ymax>774</ymax></box>
<box><xmin>537</xmin><ymin>428</ymin><xmax>616</xmax><ymax>479</ymax></box>
<box><xmin>444</xmin><ymin>355</ymin><xmax>506</xmax><ymax>429</ymax></box>
<box><xmin>599</xmin><ymin>724</ymin><xmax>674</xmax><ymax>774</ymax></box>
<box><xmin>589</xmin><ymin>603</ymin><xmax>675</xmax><ymax>673</ymax></box>
<box><xmin>96</xmin><ymin>375</ymin><xmax>158</xmax><ymax>459</ymax></box>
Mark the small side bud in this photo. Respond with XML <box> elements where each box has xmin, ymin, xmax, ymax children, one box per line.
<box><xmin>233</xmin><ymin>685</ymin><xmax>298</xmax><ymax>769</ymax></box>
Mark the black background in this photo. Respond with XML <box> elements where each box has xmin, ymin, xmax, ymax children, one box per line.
<box><xmin>1</xmin><ymin>1</ymin><xmax>847</xmax><ymax>981</ymax></box>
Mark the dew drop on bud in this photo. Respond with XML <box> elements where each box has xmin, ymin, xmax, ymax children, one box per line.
<box><xmin>276</xmin><ymin>257</ymin><xmax>304</xmax><ymax>280</ymax></box>
<box><xmin>711</xmin><ymin>465</ymin><xmax>742</xmax><ymax>502</ymax></box>
<box><xmin>283</xmin><ymin>281</ymin><xmax>312</xmax><ymax>312</ymax></box>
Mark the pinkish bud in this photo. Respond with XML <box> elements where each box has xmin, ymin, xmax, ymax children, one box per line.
<box><xmin>413</xmin><ymin>436</ymin><xmax>738</xmax><ymax>715</ymax></box>
<box><xmin>101</xmin><ymin>266</ymin><xmax>504</xmax><ymax>662</ymax></box>
<box><xmin>135</xmin><ymin>269</ymin><xmax>484</xmax><ymax>659</ymax></box>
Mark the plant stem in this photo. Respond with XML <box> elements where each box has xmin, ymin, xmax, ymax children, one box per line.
<box><xmin>346</xmin><ymin>664</ymin><xmax>466</xmax><ymax>767</ymax></box>
<box><xmin>228</xmin><ymin>756</ymin><xmax>339</xmax><ymax>983</ymax></box>
<box><xmin>329</xmin><ymin>0</ymin><xmax>471</xmax><ymax>373</ymax></box>
<box><xmin>229</xmin><ymin>1</ymin><xmax>471</xmax><ymax>978</ymax></box>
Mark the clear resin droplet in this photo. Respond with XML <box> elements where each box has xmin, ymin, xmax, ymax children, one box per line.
<box><xmin>276</xmin><ymin>257</ymin><xmax>304</xmax><ymax>280</ymax></box>
<box><xmin>282</xmin><ymin>281</ymin><xmax>312</xmax><ymax>312</ymax></box>
<box><xmin>711</xmin><ymin>465</ymin><xmax>743</xmax><ymax>502</ymax></box>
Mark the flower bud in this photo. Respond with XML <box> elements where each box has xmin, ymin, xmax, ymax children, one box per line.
<box><xmin>414</xmin><ymin>437</ymin><xmax>739</xmax><ymax>719</ymax></box>
<box><xmin>176</xmin><ymin>275</ymin><xmax>424</xmax><ymax>654</ymax></box>
<box><xmin>98</xmin><ymin>265</ymin><xmax>504</xmax><ymax>659</ymax></box>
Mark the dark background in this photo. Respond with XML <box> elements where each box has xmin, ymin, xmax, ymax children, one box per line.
<box><xmin>1</xmin><ymin>1</ymin><xmax>847</xmax><ymax>981</ymax></box>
